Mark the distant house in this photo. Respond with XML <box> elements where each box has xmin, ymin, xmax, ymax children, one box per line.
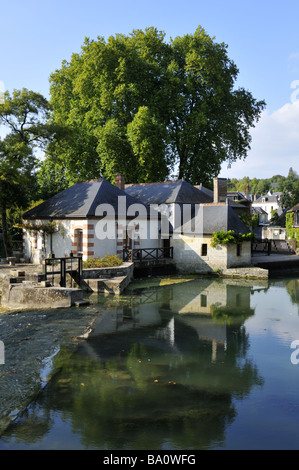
<box><xmin>227</xmin><ymin>191</ymin><xmax>248</xmax><ymax>202</ymax></box>
<box><xmin>252</xmin><ymin>206</ymin><xmax>268</xmax><ymax>226</ymax></box>
<box><xmin>289</xmin><ymin>203</ymin><xmax>299</xmax><ymax>227</ymax></box>
<box><xmin>252</xmin><ymin>192</ymin><xmax>281</xmax><ymax>223</ymax></box>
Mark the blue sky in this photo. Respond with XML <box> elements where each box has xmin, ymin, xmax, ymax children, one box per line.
<box><xmin>1</xmin><ymin>0</ymin><xmax>299</xmax><ymax>180</ymax></box>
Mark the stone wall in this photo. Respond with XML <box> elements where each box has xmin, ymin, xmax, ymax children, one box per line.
<box><xmin>82</xmin><ymin>262</ymin><xmax>134</xmax><ymax>280</ymax></box>
<box><xmin>172</xmin><ymin>234</ymin><xmax>251</xmax><ymax>273</ymax></box>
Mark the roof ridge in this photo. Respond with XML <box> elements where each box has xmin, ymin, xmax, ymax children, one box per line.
<box><xmin>76</xmin><ymin>178</ymin><xmax>104</xmax><ymax>184</ymax></box>
<box><xmin>125</xmin><ymin>179</ymin><xmax>182</xmax><ymax>187</ymax></box>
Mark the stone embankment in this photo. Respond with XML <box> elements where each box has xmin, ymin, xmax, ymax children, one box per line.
<box><xmin>0</xmin><ymin>262</ymin><xmax>135</xmax><ymax>310</ymax></box>
<box><xmin>1</xmin><ymin>269</ymin><xmax>85</xmax><ymax>310</ymax></box>
<box><xmin>81</xmin><ymin>262</ymin><xmax>134</xmax><ymax>295</ymax></box>
<box><xmin>221</xmin><ymin>267</ymin><xmax>269</xmax><ymax>279</ymax></box>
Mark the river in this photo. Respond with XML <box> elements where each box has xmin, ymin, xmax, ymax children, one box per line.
<box><xmin>0</xmin><ymin>274</ymin><xmax>299</xmax><ymax>450</ymax></box>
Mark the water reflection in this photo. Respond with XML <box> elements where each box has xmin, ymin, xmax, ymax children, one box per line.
<box><xmin>286</xmin><ymin>278</ymin><xmax>299</xmax><ymax>311</ymax></box>
<box><xmin>1</xmin><ymin>277</ymin><xmax>269</xmax><ymax>450</ymax></box>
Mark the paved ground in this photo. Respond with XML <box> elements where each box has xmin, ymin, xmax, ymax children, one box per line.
<box><xmin>252</xmin><ymin>253</ymin><xmax>299</xmax><ymax>264</ymax></box>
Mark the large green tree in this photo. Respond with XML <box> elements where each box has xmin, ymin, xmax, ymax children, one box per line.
<box><xmin>46</xmin><ymin>26</ymin><xmax>265</xmax><ymax>186</ymax></box>
<box><xmin>0</xmin><ymin>88</ymin><xmax>59</xmax><ymax>256</ymax></box>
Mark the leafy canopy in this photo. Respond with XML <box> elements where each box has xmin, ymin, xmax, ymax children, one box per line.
<box><xmin>0</xmin><ymin>88</ymin><xmax>60</xmax><ymax>255</ymax></box>
<box><xmin>45</xmin><ymin>26</ymin><xmax>265</xmax><ymax>187</ymax></box>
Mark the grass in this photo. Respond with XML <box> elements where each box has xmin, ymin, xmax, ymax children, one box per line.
<box><xmin>126</xmin><ymin>276</ymin><xmax>195</xmax><ymax>290</ymax></box>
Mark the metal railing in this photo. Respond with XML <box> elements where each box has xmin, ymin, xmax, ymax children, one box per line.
<box><xmin>42</xmin><ymin>255</ymin><xmax>83</xmax><ymax>287</ymax></box>
<box><xmin>251</xmin><ymin>239</ymin><xmax>295</xmax><ymax>256</ymax></box>
<box><xmin>123</xmin><ymin>247</ymin><xmax>173</xmax><ymax>263</ymax></box>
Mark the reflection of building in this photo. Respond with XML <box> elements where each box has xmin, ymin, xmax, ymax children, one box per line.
<box><xmin>167</xmin><ymin>279</ymin><xmax>258</xmax><ymax>361</ymax></box>
<box><xmin>87</xmin><ymin>278</ymin><xmax>265</xmax><ymax>363</ymax></box>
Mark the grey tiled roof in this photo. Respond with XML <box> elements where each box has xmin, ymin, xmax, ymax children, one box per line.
<box><xmin>178</xmin><ymin>204</ymin><xmax>250</xmax><ymax>235</ymax></box>
<box><xmin>252</xmin><ymin>206</ymin><xmax>267</xmax><ymax>214</ymax></box>
<box><xmin>22</xmin><ymin>179</ymin><xmax>148</xmax><ymax>219</ymax></box>
<box><xmin>253</xmin><ymin>195</ymin><xmax>279</xmax><ymax>204</ymax></box>
<box><xmin>125</xmin><ymin>180</ymin><xmax>213</xmax><ymax>205</ymax></box>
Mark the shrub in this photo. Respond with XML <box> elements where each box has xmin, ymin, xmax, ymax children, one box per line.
<box><xmin>83</xmin><ymin>253</ymin><xmax>122</xmax><ymax>269</ymax></box>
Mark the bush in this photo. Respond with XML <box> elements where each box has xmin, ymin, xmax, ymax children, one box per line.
<box><xmin>83</xmin><ymin>253</ymin><xmax>122</xmax><ymax>269</ymax></box>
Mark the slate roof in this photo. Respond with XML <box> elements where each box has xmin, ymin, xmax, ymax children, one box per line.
<box><xmin>22</xmin><ymin>179</ymin><xmax>149</xmax><ymax>219</ymax></box>
<box><xmin>125</xmin><ymin>180</ymin><xmax>213</xmax><ymax>205</ymax></box>
<box><xmin>178</xmin><ymin>204</ymin><xmax>250</xmax><ymax>235</ymax></box>
<box><xmin>252</xmin><ymin>206</ymin><xmax>267</xmax><ymax>214</ymax></box>
<box><xmin>253</xmin><ymin>195</ymin><xmax>279</xmax><ymax>204</ymax></box>
<box><xmin>227</xmin><ymin>191</ymin><xmax>248</xmax><ymax>201</ymax></box>
<box><xmin>288</xmin><ymin>203</ymin><xmax>299</xmax><ymax>212</ymax></box>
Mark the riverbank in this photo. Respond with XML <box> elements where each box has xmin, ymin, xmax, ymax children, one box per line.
<box><xmin>0</xmin><ymin>300</ymin><xmax>101</xmax><ymax>435</ymax></box>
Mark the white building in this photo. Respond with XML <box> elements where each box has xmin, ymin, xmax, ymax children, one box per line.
<box><xmin>22</xmin><ymin>176</ymin><xmax>252</xmax><ymax>273</ymax></box>
<box><xmin>252</xmin><ymin>192</ymin><xmax>281</xmax><ymax>223</ymax></box>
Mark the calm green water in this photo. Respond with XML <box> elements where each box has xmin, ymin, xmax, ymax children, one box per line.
<box><xmin>0</xmin><ymin>275</ymin><xmax>299</xmax><ymax>450</ymax></box>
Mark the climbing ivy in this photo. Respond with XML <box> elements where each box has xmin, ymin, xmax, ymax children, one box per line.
<box><xmin>15</xmin><ymin>220</ymin><xmax>65</xmax><ymax>236</ymax></box>
<box><xmin>286</xmin><ymin>212</ymin><xmax>299</xmax><ymax>243</ymax></box>
<box><xmin>210</xmin><ymin>230</ymin><xmax>256</xmax><ymax>247</ymax></box>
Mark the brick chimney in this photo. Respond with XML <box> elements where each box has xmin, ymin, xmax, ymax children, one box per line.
<box><xmin>213</xmin><ymin>177</ymin><xmax>227</xmax><ymax>203</ymax></box>
<box><xmin>115</xmin><ymin>174</ymin><xmax>125</xmax><ymax>191</ymax></box>
<box><xmin>245</xmin><ymin>183</ymin><xmax>250</xmax><ymax>200</ymax></box>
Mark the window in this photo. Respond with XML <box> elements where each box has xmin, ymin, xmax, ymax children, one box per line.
<box><xmin>201</xmin><ymin>244</ymin><xmax>207</xmax><ymax>256</ymax></box>
<box><xmin>123</xmin><ymin>229</ymin><xmax>132</xmax><ymax>249</ymax></box>
<box><xmin>200</xmin><ymin>294</ymin><xmax>207</xmax><ymax>307</ymax></box>
<box><xmin>76</xmin><ymin>229</ymin><xmax>83</xmax><ymax>254</ymax></box>
<box><xmin>236</xmin><ymin>244</ymin><xmax>242</xmax><ymax>256</ymax></box>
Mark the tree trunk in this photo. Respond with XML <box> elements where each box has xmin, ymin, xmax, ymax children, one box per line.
<box><xmin>178</xmin><ymin>154</ymin><xmax>186</xmax><ymax>180</ymax></box>
<box><xmin>1</xmin><ymin>204</ymin><xmax>11</xmax><ymax>258</ymax></box>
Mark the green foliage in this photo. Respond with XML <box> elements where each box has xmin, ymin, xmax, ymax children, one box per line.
<box><xmin>238</xmin><ymin>211</ymin><xmax>252</xmax><ymax>228</ymax></box>
<box><xmin>0</xmin><ymin>88</ymin><xmax>61</xmax><ymax>255</ymax></box>
<box><xmin>227</xmin><ymin>168</ymin><xmax>299</xmax><ymax>208</ymax></box>
<box><xmin>46</xmin><ymin>26</ymin><xmax>265</xmax><ymax>187</ymax></box>
<box><xmin>286</xmin><ymin>212</ymin><xmax>294</xmax><ymax>239</ymax></box>
<box><xmin>210</xmin><ymin>230</ymin><xmax>256</xmax><ymax>247</ymax></box>
<box><xmin>82</xmin><ymin>253</ymin><xmax>123</xmax><ymax>269</ymax></box>
<box><xmin>16</xmin><ymin>220</ymin><xmax>64</xmax><ymax>235</ymax></box>
<box><xmin>251</xmin><ymin>213</ymin><xmax>259</xmax><ymax>229</ymax></box>
<box><xmin>286</xmin><ymin>212</ymin><xmax>299</xmax><ymax>242</ymax></box>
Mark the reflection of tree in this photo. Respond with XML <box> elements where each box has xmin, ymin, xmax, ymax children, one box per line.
<box><xmin>3</xmin><ymin>279</ymin><xmax>264</xmax><ymax>449</ymax></box>
<box><xmin>210</xmin><ymin>304</ymin><xmax>255</xmax><ymax>325</ymax></box>
<box><xmin>5</xmin><ymin>320</ymin><xmax>262</xmax><ymax>449</ymax></box>
<box><xmin>4</xmin><ymin>402</ymin><xmax>53</xmax><ymax>444</ymax></box>
<box><xmin>286</xmin><ymin>279</ymin><xmax>299</xmax><ymax>308</ymax></box>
